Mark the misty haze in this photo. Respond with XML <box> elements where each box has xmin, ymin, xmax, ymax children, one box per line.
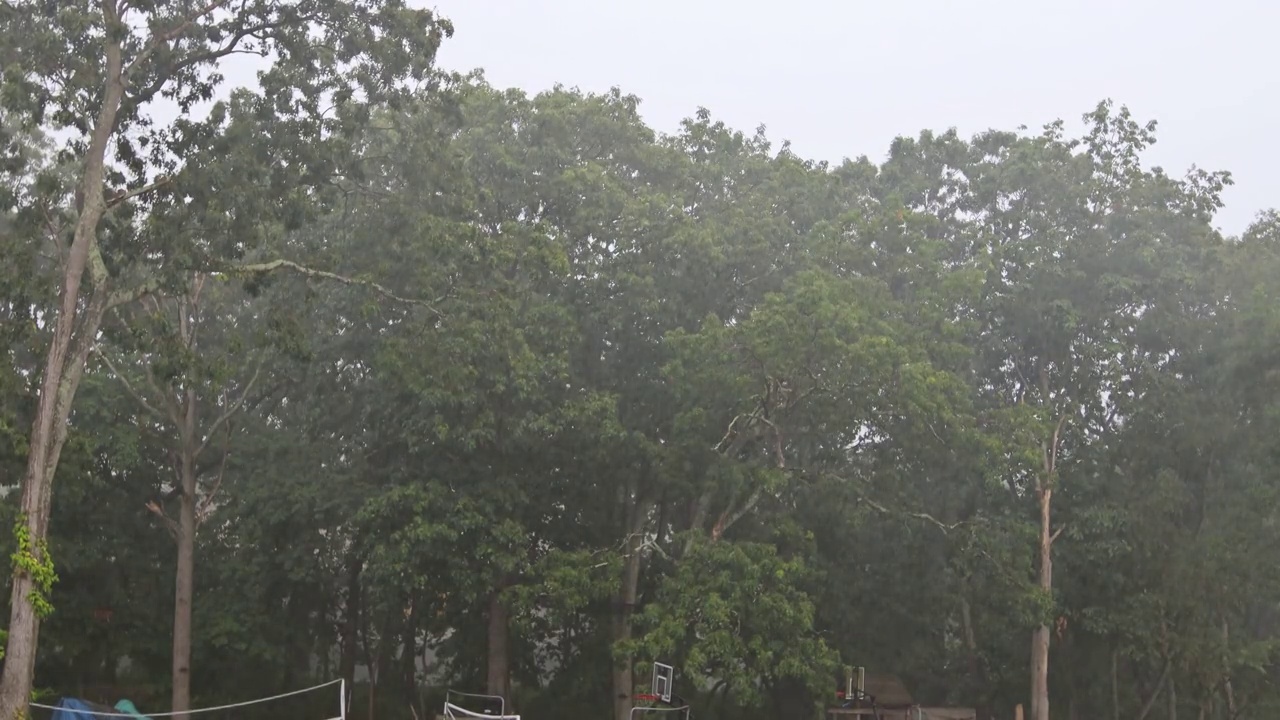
<box><xmin>0</xmin><ymin>2</ymin><xmax>1276</xmax><ymax>720</ymax></box>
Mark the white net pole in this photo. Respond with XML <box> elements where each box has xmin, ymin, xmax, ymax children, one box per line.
<box><xmin>339</xmin><ymin>678</ymin><xmax>347</xmax><ymax>720</ymax></box>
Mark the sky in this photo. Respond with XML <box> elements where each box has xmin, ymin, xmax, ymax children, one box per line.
<box><xmin>423</xmin><ymin>0</ymin><xmax>1280</xmax><ymax>237</ymax></box>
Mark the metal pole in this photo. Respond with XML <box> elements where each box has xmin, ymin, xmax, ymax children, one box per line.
<box><xmin>339</xmin><ymin>678</ymin><xmax>347</xmax><ymax>720</ymax></box>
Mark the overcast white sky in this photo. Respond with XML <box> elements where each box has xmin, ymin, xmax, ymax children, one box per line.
<box><xmin>424</xmin><ymin>0</ymin><xmax>1279</xmax><ymax>237</ymax></box>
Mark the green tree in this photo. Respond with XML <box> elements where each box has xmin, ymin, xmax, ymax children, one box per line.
<box><xmin>95</xmin><ymin>273</ymin><xmax>285</xmax><ymax>717</ymax></box>
<box><xmin>0</xmin><ymin>0</ymin><xmax>452</xmax><ymax>714</ymax></box>
<box><xmin>949</xmin><ymin>101</ymin><xmax>1232</xmax><ymax>720</ymax></box>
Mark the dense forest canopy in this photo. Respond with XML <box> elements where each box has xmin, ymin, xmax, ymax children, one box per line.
<box><xmin>2</xmin><ymin>2</ymin><xmax>1280</xmax><ymax>720</ymax></box>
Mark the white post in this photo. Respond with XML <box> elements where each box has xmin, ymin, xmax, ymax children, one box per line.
<box><xmin>339</xmin><ymin>679</ymin><xmax>347</xmax><ymax>720</ymax></box>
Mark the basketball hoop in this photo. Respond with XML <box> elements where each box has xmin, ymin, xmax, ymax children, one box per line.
<box><xmin>652</xmin><ymin>662</ymin><xmax>674</xmax><ymax>703</ymax></box>
<box><xmin>831</xmin><ymin>666</ymin><xmax>876</xmax><ymax>718</ymax></box>
<box><xmin>632</xmin><ymin>662</ymin><xmax>688</xmax><ymax>720</ymax></box>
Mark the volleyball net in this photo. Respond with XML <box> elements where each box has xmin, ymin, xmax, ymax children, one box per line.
<box><xmin>442</xmin><ymin>690</ymin><xmax>519</xmax><ymax>720</ymax></box>
<box><xmin>28</xmin><ymin>678</ymin><xmax>345</xmax><ymax>720</ymax></box>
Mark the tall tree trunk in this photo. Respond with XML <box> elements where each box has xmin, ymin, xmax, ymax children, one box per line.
<box><xmin>0</xmin><ymin>132</ymin><xmax>112</xmax><ymax>720</ymax></box>
<box><xmin>612</xmin><ymin>526</ymin><xmax>643</xmax><ymax>720</ymax></box>
<box><xmin>1029</xmin><ymin>483</ymin><xmax>1053</xmax><ymax>720</ymax></box>
<box><xmin>339</xmin><ymin>554</ymin><xmax>363</xmax><ymax>692</ymax></box>
<box><xmin>171</xmin><ymin>486</ymin><xmax>196</xmax><ymax>718</ymax></box>
<box><xmin>373</xmin><ymin>615</ymin><xmax>396</xmax><ymax>720</ymax></box>
<box><xmin>486</xmin><ymin>591</ymin><xmax>511</xmax><ymax>708</ymax></box>
<box><xmin>0</xmin><ymin>8</ymin><xmax>126</xmax><ymax>714</ymax></box>
<box><xmin>1112</xmin><ymin>648</ymin><xmax>1121</xmax><ymax>720</ymax></box>
<box><xmin>0</xmin><ymin>291</ymin><xmax>109</xmax><ymax>717</ymax></box>
<box><xmin>402</xmin><ymin>598</ymin><xmax>418</xmax><ymax>714</ymax></box>
<box><xmin>960</xmin><ymin>596</ymin><xmax>990</xmax><ymax>719</ymax></box>
<box><xmin>172</xmin><ymin>390</ymin><xmax>198</xmax><ymax>720</ymax></box>
<box><xmin>1221</xmin><ymin>619</ymin><xmax>1237</xmax><ymax>718</ymax></box>
<box><xmin>1136</xmin><ymin>661</ymin><xmax>1171</xmax><ymax>720</ymax></box>
<box><xmin>361</xmin><ymin>606</ymin><xmax>377</xmax><ymax>720</ymax></box>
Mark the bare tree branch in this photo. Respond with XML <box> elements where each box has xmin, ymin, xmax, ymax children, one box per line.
<box><xmin>1049</xmin><ymin>412</ymin><xmax>1069</xmax><ymax>473</ymax></box>
<box><xmin>145</xmin><ymin>499</ymin><xmax>179</xmax><ymax>539</ymax></box>
<box><xmin>196</xmin><ymin>360</ymin><xmax>261</xmax><ymax>458</ymax></box>
<box><xmin>225</xmin><ymin>259</ymin><xmax>447</xmax><ymax>316</ymax></box>
<box><xmin>141</xmin><ymin>359</ymin><xmax>182</xmax><ymax>427</ymax></box>
<box><xmin>711</xmin><ymin>485</ymin><xmax>765</xmax><ymax>542</ymax></box>
<box><xmin>95</xmin><ymin>349</ymin><xmax>170</xmax><ymax>426</ymax></box>
<box><xmin>809</xmin><ymin>469</ymin><xmax>967</xmax><ymax>534</ymax></box>
<box><xmin>124</xmin><ymin>0</ymin><xmax>232</xmax><ymax>78</ymax></box>
<box><xmin>105</xmin><ymin>175</ymin><xmax>173</xmax><ymax>210</ymax></box>
<box><xmin>713</xmin><ymin>413</ymin><xmax>747</xmax><ymax>454</ymax></box>
<box><xmin>124</xmin><ymin>11</ymin><xmax>315</xmax><ymax>109</ymax></box>
<box><xmin>107</xmin><ymin>274</ymin><xmax>160</xmax><ymax>309</ymax></box>
<box><xmin>196</xmin><ymin>424</ymin><xmax>231</xmax><ymax>525</ymax></box>
<box><xmin>856</xmin><ymin>493</ymin><xmax>966</xmax><ymax>534</ymax></box>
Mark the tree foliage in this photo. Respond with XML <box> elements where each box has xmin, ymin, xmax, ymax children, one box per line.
<box><xmin>3</xmin><ymin>10</ymin><xmax>1280</xmax><ymax>720</ymax></box>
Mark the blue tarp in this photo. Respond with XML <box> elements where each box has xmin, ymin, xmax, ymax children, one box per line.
<box><xmin>50</xmin><ymin>697</ymin><xmax>152</xmax><ymax>720</ymax></box>
<box><xmin>51</xmin><ymin>698</ymin><xmax>110</xmax><ymax>720</ymax></box>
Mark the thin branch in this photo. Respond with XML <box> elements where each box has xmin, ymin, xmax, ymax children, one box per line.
<box><xmin>177</xmin><ymin>285</ymin><xmax>190</xmax><ymax>346</ymax></box>
<box><xmin>683</xmin><ymin>489</ymin><xmax>713</xmax><ymax>558</ymax></box>
<box><xmin>196</xmin><ymin>424</ymin><xmax>231</xmax><ymax>525</ymax></box>
<box><xmin>186</xmin><ymin>271</ymin><xmax>207</xmax><ymax>350</ymax></box>
<box><xmin>107</xmin><ymin>272</ymin><xmax>162</xmax><ymax>309</ymax></box>
<box><xmin>141</xmin><ymin>290</ymin><xmax>162</xmax><ymax>315</ymax></box>
<box><xmin>196</xmin><ymin>360</ymin><xmax>262</xmax><ymax>458</ymax></box>
<box><xmin>1049</xmin><ymin>412</ymin><xmax>1069</xmax><ymax>473</ymax></box>
<box><xmin>857</xmin><ymin>494</ymin><xmax>965</xmax><ymax>534</ymax></box>
<box><xmin>713</xmin><ymin>413</ymin><xmax>746</xmax><ymax>456</ymax></box>
<box><xmin>813</xmin><ymin>470</ymin><xmax>966</xmax><ymax>534</ymax></box>
<box><xmin>124</xmin><ymin>0</ymin><xmax>232</xmax><ymax>78</ymax></box>
<box><xmin>95</xmin><ymin>349</ymin><xmax>169</xmax><ymax>426</ymax></box>
<box><xmin>1135</xmin><ymin>660</ymin><xmax>1172</xmax><ymax>720</ymax></box>
<box><xmin>142</xmin><ymin>359</ymin><xmax>182</xmax><ymax>427</ymax></box>
<box><xmin>242</xmin><ymin>379</ymin><xmax>290</xmax><ymax>424</ymax></box>
<box><xmin>1100</xmin><ymin>404</ymin><xmax>1119</xmax><ymax>435</ymax></box>
<box><xmin>105</xmin><ymin>175</ymin><xmax>173</xmax><ymax>210</ymax></box>
<box><xmin>39</xmin><ymin>204</ymin><xmax>67</xmax><ymax>258</ymax></box>
<box><xmin>770</xmin><ymin>420</ymin><xmax>785</xmax><ymax>468</ymax></box>
<box><xmin>1049</xmin><ymin>525</ymin><xmax>1066</xmax><ymax>545</ymax></box>
<box><xmin>159</xmin><ymin>0</ymin><xmax>228</xmax><ymax>41</ymax></box>
<box><xmin>224</xmin><ymin>259</ymin><xmax>446</xmax><ymax>316</ymax></box>
<box><xmin>925</xmin><ymin>420</ymin><xmax>946</xmax><ymax>444</ymax></box>
<box><xmin>634</xmin><ymin>536</ymin><xmax>671</xmax><ymax>562</ymax></box>
<box><xmin>711</xmin><ymin>485</ymin><xmax>766</xmax><ymax>542</ymax></box>
<box><xmin>145</xmin><ymin>500</ymin><xmax>179</xmax><ymax>540</ymax></box>
<box><xmin>1012</xmin><ymin>359</ymin><xmax>1031</xmax><ymax>405</ymax></box>
<box><xmin>124</xmin><ymin>19</ymin><xmax>286</xmax><ymax>107</ymax></box>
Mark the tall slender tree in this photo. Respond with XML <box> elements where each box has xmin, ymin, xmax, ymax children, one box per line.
<box><xmin>0</xmin><ymin>1</ymin><xmax>451</xmax><ymax>714</ymax></box>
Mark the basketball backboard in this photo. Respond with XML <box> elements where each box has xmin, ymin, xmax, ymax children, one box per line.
<box><xmin>652</xmin><ymin>662</ymin><xmax>674</xmax><ymax>703</ymax></box>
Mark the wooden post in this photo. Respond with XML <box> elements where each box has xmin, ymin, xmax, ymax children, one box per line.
<box><xmin>1014</xmin><ymin>704</ymin><xmax>1024</xmax><ymax>720</ymax></box>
